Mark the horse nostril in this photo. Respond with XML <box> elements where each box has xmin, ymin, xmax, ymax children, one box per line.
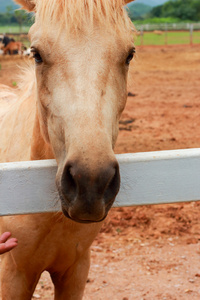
<box><xmin>61</xmin><ymin>163</ymin><xmax>77</xmax><ymax>202</ymax></box>
<box><xmin>104</xmin><ymin>163</ymin><xmax>120</xmax><ymax>203</ymax></box>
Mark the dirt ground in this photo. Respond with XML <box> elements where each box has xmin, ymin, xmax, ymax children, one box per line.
<box><xmin>0</xmin><ymin>45</ymin><xmax>200</xmax><ymax>299</ymax></box>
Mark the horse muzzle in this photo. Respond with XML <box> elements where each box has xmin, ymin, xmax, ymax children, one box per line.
<box><xmin>56</xmin><ymin>159</ymin><xmax>120</xmax><ymax>223</ymax></box>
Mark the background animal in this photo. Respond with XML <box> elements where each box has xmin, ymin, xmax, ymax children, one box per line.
<box><xmin>0</xmin><ymin>35</ymin><xmax>24</xmax><ymax>55</ymax></box>
<box><xmin>3</xmin><ymin>41</ymin><xmax>23</xmax><ymax>55</ymax></box>
<box><xmin>0</xmin><ymin>35</ymin><xmax>13</xmax><ymax>47</ymax></box>
<box><xmin>154</xmin><ymin>30</ymin><xmax>163</xmax><ymax>35</ymax></box>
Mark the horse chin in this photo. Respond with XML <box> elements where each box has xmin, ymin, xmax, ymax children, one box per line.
<box><xmin>61</xmin><ymin>206</ymin><xmax>107</xmax><ymax>224</ymax></box>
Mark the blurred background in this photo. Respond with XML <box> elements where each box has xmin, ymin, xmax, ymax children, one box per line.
<box><xmin>0</xmin><ymin>0</ymin><xmax>199</xmax><ymax>47</ymax></box>
<box><xmin>127</xmin><ymin>0</ymin><xmax>200</xmax><ymax>46</ymax></box>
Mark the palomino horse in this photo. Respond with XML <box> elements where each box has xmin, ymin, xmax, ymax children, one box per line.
<box><xmin>0</xmin><ymin>0</ymin><xmax>135</xmax><ymax>299</ymax></box>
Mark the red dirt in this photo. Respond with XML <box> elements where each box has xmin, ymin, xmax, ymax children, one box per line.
<box><xmin>0</xmin><ymin>45</ymin><xmax>200</xmax><ymax>299</ymax></box>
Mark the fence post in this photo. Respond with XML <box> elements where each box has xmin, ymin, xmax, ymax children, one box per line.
<box><xmin>165</xmin><ymin>23</ymin><xmax>168</xmax><ymax>46</ymax></box>
<box><xmin>140</xmin><ymin>25</ymin><xmax>144</xmax><ymax>46</ymax></box>
<box><xmin>190</xmin><ymin>24</ymin><xmax>193</xmax><ymax>45</ymax></box>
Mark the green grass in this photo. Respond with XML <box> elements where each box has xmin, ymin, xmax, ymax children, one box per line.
<box><xmin>12</xmin><ymin>81</ymin><xmax>17</xmax><ymax>87</ymax></box>
<box><xmin>135</xmin><ymin>31</ymin><xmax>200</xmax><ymax>46</ymax></box>
<box><xmin>0</xmin><ymin>25</ymin><xmax>30</xmax><ymax>34</ymax></box>
<box><xmin>134</xmin><ymin>17</ymin><xmax>183</xmax><ymax>25</ymax></box>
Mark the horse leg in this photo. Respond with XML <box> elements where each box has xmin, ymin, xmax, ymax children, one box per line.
<box><xmin>51</xmin><ymin>249</ymin><xmax>90</xmax><ymax>300</ymax></box>
<box><xmin>1</xmin><ymin>254</ymin><xmax>41</xmax><ymax>300</ymax></box>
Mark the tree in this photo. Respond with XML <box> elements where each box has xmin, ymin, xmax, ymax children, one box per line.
<box><xmin>149</xmin><ymin>0</ymin><xmax>200</xmax><ymax>21</ymax></box>
<box><xmin>14</xmin><ymin>9</ymin><xmax>29</xmax><ymax>33</ymax></box>
<box><xmin>150</xmin><ymin>5</ymin><xmax>163</xmax><ymax>18</ymax></box>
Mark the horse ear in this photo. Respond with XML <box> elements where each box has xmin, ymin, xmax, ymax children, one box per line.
<box><xmin>14</xmin><ymin>0</ymin><xmax>36</xmax><ymax>12</ymax></box>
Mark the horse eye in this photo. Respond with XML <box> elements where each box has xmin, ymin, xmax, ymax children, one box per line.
<box><xmin>31</xmin><ymin>49</ymin><xmax>43</xmax><ymax>64</ymax></box>
<box><xmin>34</xmin><ymin>52</ymin><xmax>43</xmax><ymax>64</ymax></box>
<box><xmin>126</xmin><ymin>48</ymin><xmax>135</xmax><ymax>65</ymax></box>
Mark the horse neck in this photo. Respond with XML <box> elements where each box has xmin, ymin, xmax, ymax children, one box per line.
<box><xmin>30</xmin><ymin>108</ymin><xmax>54</xmax><ymax>160</ymax></box>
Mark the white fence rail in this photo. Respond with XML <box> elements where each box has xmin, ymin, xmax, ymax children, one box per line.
<box><xmin>135</xmin><ymin>22</ymin><xmax>200</xmax><ymax>31</ymax></box>
<box><xmin>0</xmin><ymin>148</ymin><xmax>200</xmax><ymax>216</ymax></box>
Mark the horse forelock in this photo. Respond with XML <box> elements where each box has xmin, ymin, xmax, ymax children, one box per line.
<box><xmin>35</xmin><ymin>0</ymin><xmax>133</xmax><ymax>35</ymax></box>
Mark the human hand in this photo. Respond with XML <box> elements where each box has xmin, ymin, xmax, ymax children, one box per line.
<box><xmin>0</xmin><ymin>232</ymin><xmax>18</xmax><ymax>254</ymax></box>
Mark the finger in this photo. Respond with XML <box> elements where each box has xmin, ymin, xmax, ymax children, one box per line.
<box><xmin>6</xmin><ymin>238</ymin><xmax>18</xmax><ymax>245</ymax></box>
<box><xmin>0</xmin><ymin>232</ymin><xmax>12</xmax><ymax>243</ymax></box>
<box><xmin>0</xmin><ymin>239</ymin><xmax>18</xmax><ymax>255</ymax></box>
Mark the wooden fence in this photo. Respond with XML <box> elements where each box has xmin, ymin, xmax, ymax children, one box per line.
<box><xmin>137</xmin><ymin>24</ymin><xmax>200</xmax><ymax>46</ymax></box>
<box><xmin>0</xmin><ymin>148</ymin><xmax>200</xmax><ymax>216</ymax></box>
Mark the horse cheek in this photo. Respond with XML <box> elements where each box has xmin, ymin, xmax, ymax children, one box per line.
<box><xmin>37</xmin><ymin>101</ymin><xmax>51</xmax><ymax>144</ymax></box>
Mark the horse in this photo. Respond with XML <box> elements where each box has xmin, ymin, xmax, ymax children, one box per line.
<box><xmin>0</xmin><ymin>35</ymin><xmax>23</xmax><ymax>55</ymax></box>
<box><xmin>0</xmin><ymin>35</ymin><xmax>13</xmax><ymax>47</ymax></box>
<box><xmin>3</xmin><ymin>41</ymin><xmax>23</xmax><ymax>55</ymax></box>
<box><xmin>0</xmin><ymin>0</ymin><xmax>135</xmax><ymax>299</ymax></box>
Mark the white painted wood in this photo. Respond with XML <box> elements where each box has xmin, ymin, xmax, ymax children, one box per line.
<box><xmin>0</xmin><ymin>148</ymin><xmax>200</xmax><ymax>216</ymax></box>
<box><xmin>0</xmin><ymin>160</ymin><xmax>60</xmax><ymax>216</ymax></box>
<box><xmin>117</xmin><ymin>148</ymin><xmax>200</xmax><ymax>207</ymax></box>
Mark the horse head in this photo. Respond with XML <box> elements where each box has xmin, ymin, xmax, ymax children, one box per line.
<box><xmin>15</xmin><ymin>0</ymin><xmax>135</xmax><ymax>223</ymax></box>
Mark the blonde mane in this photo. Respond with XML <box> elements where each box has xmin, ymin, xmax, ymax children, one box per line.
<box><xmin>17</xmin><ymin>61</ymin><xmax>36</xmax><ymax>101</ymax></box>
<box><xmin>35</xmin><ymin>0</ymin><xmax>133</xmax><ymax>35</ymax></box>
